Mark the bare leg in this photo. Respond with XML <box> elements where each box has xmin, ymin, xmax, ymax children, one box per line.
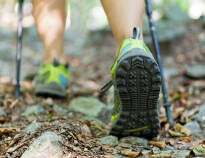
<box><xmin>32</xmin><ymin>0</ymin><xmax>67</xmax><ymax>64</ymax></box>
<box><xmin>101</xmin><ymin>0</ymin><xmax>144</xmax><ymax>53</ymax></box>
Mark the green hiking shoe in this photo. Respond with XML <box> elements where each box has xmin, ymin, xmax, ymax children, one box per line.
<box><xmin>101</xmin><ymin>28</ymin><xmax>161</xmax><ymax>139</ymax></box>
<box><xmin>34</xmin><ymin>59</ymin><xmax>69</xmax><ymax>97</ymax></box>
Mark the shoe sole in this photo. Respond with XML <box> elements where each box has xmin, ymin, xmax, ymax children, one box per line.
<box><xmin>110</xmin><ymin>48</ymin><xmax>161</xmax><ymax>139</ymax></box>
<box><xmin>35</xmin><ymin>82</ymin><xmax>66</xmax><ymax>98</ymax></box>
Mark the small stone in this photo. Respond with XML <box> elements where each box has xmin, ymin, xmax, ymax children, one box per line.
<box><xmin>163</xmin><ymin>145</ymin><xmax>175</xmax><ymax>150</ymax></box>
<box><xmin>98</xmin><ymin>135</ymin><xmax>118</xmax><ymax>146</ymax></box>
<box><xmin>68</xmin><ymin>97</ymin><xmax>105</xmax><ymax>117</ymax></box>
<box><xmin>184</xmin><ymin>121</ymin><xmax>201</xmax><ymax>134</ymax></box>
<box><xmin>53</xmin><ymin>105</ymin><xmax>68</xmax><ymax>115</ymax></box>
<box><xmin>173</xmin><ymin>150</ymin><xmax>190</xmax><ymax>158</ymax></box>
<box><xmin>119</xmin><ymin>136</ymin><xmax>148</xmax><ymax>146</ymax></box>
<box><xmin>45</xmin><ymin>98</ymin><xmax>53</xmax><ymax>105</ymax></box>
<box><xmin>21</xmin><ymin>131</ymin><xmax>63</xmax><ymax>158</ymax></box>
<box><xmin>164</xmin><ymin>68</ymin><xmax>179</xmax><ymax>78</ymax></box>
<box><xmin>149</xmin><ymin>150</ymin><xmax>174</xmax><ymax>157</ymax></box>
<box><xmin>195</xmin><ymin>103</ymin><xmax>205</xmax><ymax>123</ymax></box>
<box><xmin>185</xmin><ymin>64</ymin><xmax>205</xmax><ymax>79</ymax></box>
<box><xmin>0</xmin><ymin>107</ymin><xmax>6</xmax><ymax>117</ymax></box>
<box><xmin>24</xmin><ymin>122</ymin><xmax>42</xmax><ymax>133</ymax></box>
<box><xmin>22</xmin><ymin>105</ymin><xmax>45</xmax><ymax>117</ymax></box>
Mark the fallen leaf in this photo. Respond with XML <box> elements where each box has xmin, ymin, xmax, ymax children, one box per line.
<box><xmin>76</xmin><ymin>134</ymin><xmax>86</xmax><ymax>143</ymax></box>
<box><xmin>121</xmin><ymin>150</ymin><xmax>140</xmax><ymax>158</ymax></box>
<box><xmin>179</xmin><ymin>136</ymin><xmax>193</xmax><ymax>142</ymax></box>
<box><xmin>104</xmin><ymin>155</ymin><xmax>114</xmax><ymax>158</ymax></box>
<box><xmin>169</xmin><ymin>139</ymin><xmax>175</xmax><ymax>146</ymax></box>
<box><xmin>0</xmin><ymin>128</ymin><xmax>16</xmax><ymax>136</ymax></box>
<box><xmin>168</xmin><ymin>130</ymin><xmax>184</xmax><ymax>137</ymax></box>
<box><xmin>148</xmin><ymin>141</ymin><xmax>166</xmax><ymax>149</ymax></box>
<box><xmin>10</xmin><ymin>99</ymin><xmax>19</xmax><ymax>109</ymax></box>
<box><xmin>169</xmin><ymin>123</ymin><xmax>191</xmax><ymax>137</ymax></box>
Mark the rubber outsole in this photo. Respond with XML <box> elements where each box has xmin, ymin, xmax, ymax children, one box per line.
<box><xmin>35</xmin><ymin>82</ymin><xmax>66</xmax><ymax>98</ymax></box>
<box><xmin>110</xmin><ymin>48</ymin><xmax>161</xmax><ymax>139</ymax></box>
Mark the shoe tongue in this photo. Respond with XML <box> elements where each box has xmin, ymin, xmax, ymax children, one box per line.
<box><xmin>53</xmin><ymin>58</ymin><xmax>60</xmax><ymax>67</ymax></box>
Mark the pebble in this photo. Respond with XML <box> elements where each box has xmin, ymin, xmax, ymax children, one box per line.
<box><xmin>22</xmin><ymin>105</ymin><xmax>45</xmax><ymax>117</ymax></box>
<box><xmin>24</xmin><ymin>122</ymin><xmax>42</xmax><ymax>134</ymax></box>
<box><xmin>184</xmin><ymin>121</ymin><xmax>201</xmax><ymax>134</ymax></box>
<box><xmin>98</xmin><ymin>135</ymin><xmax>119</xmax><ymax>147</ymax></box>
<box><xmin>195</xmin><ymin>103</ymin><xmax>205</xmax><ymax>123</ymax></box>
<box><xmin>21</xmin><ymin>131</ymin><xmax>63</xmax><ymax>158</ymax></box>
<box><xmin>53</xmin><ymin>105</ymin><xmax>68</xmax><ymax>115</ymax></box>
<box><xmin>0</xmin><ymin>107</ymin><xmax>6</xmax><ymax>117</ymax></box>
<box><xmin>185</xmin><ymin>64</ymin><xmax>205</xmax><ymax>79</ymax></box>
<box><xmin>119</xmin><ymin>136</ymin><xmax>148</xmax><ymax>147</ymax></box>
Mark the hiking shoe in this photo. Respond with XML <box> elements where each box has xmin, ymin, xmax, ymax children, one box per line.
<box><xmin>101</xmin><ymin>28</ymin><xmax>161</xmax><ymax>139</ymax></box>
<box><xmin>34</xmin><ymin>59</ymin><xmax>69</xmax><ymax>97</ymax></box>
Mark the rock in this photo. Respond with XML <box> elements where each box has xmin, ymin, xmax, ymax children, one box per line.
<box><xmin>45</xmin><ymin>98</ymin><xmax>53</xmax><ymax>105</ymax></box>
<box><xmin>24</xmin><ymin>122</ymin><xmax>42</xmax><ymax>134</ymax></box>
<box><xmin>98</xmin><ymin>104</ymin><xmax>114</xmax><ymax>123</ymax></box>
<box><xmin>185</xmin><ymin>64</ymin><xmax>205</xmax><ymax>79</ymax></box>
<box><xmin>82</xmin><ymin>116</ymin><xmax>105</xmax><ymax>126</ymax></box>
<box><xmin>195</xmin><ymin>103</ymin><xmax>205</xmax><ymax>123</ymax></box>
<box><xmin>184</xmin><ymin>121</ymin><xmax>201</xmax><ymax>134</ymax></box>
<box><xmin>53</xmin><ymin>105</ymin><xmax>68</xmax><ymax>115</ymax></box>
<box><xmin>192</xmin><ymin>146</ymin><xmax>205</xmax><ymax>156</ymax></box>
<box><xmin>164</xmin><ymin>68</ymin><xmax>179</xmax><ymax>78</ymax></box>
<box><xmin>0</xmin><ymin>107</ymin><xmax>6</xmax><ymax>117</ymax></box>
<box><xmin>119</xmin><ymin>136</ymin><xmax>148</xmax><ymax>147</ymax></box>
<box><xmin>22</xmin><ymin>105</ymin><xmax>45</xmax><ymax>117</ymax></box>
<box><xmin>21</xmin><ymin>131</ymin><xmax>63</xmax><ymax>158</ymax></box>
<box><xmin>149</xmin><ymin>150</ymin><xmax>174</xmax><ymax>157</ymax></box>
<box><xmin>163</xmin><ymin>145</ymin><xmax>175</xmax><ymax>150</ymax></box>
<box><xmin>68</xmin><ymin>97</ymin><xmax>105</xmax><ymax>117</ymax></box>
<box><xmin>172</xmin><ymin>150</ymin><xmax>190</xmax><ymax>158</ymax></box>
<box><xmin>98</xmin><ymin>135</ymin><xmax>118</xmax><ymax>146</ymax></box>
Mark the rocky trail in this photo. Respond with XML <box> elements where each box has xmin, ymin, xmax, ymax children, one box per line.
<box><xmin>0</xmin><ymin>16</ymin><xmax>205</xmax><ymax>158</ymax></box>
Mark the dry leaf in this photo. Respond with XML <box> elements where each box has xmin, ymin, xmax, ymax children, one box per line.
<box><xmin>169</xmin><ymin>139</ymin><xmax>175</xmax><ymax>146</ymax></box>
<box><xmin>179</xmin><ymin>136</ymin><xmax>193</xmax><ymax>142</ymax></box>
<box><xmin>148</xmin><ymin>141</ymin><xmax>166</xmax><ymax>149</ymax></box>
<box><xmin>168</xmin><ymin>130</ymin><xmax>184</xmax><ymax>137</ymax></box>
<box><xmin>0</xmin><ymin>128</ymin><xmax>16</xmax><ymax>136</ymax></box>
<box><xmin>169</xmin><ymin>123</ymin><xmax>191</xmax><ymax>137</ymax></box>
<box><xmin>76</xmin><ymin>134</ymin><xmax>86</xmax><ymax>143</ymax></box>
<box><xmin>0</xmin><ymin>117</ymin><xmax>7</xmax><ymax>123</ymax></box>
<box><xmin>121</xmin><ymin>150</ymin><xmax>140</xmax><ymax>158</ymax></box>
<box><xmin>10</xmin><ymin>99</ymin><xmax>19</xmax><ymax>109</ymax></box>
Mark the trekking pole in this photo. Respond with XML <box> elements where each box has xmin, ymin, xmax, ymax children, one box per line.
<box><xmin>145</xmin><ymin>0</ymin><xmax>174</xmax><ymax>125</ymax></box>
<box><xmin>15</xmin><ymin>0</ymin><xmax>24</xmax><ymax>99</ymax></box>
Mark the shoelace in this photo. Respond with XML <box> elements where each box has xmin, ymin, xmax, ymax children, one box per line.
<box><xmin>99</xmin><ymin>80</ymin><xmax>113</xmax><ymax>95</ymax></box>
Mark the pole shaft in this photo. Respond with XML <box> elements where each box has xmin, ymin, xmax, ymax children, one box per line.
<box><xmin>145</xmin><ymin>0</ymin><xmax>174</xmax><ymax>125</ymax></box>
<box><xmin>15</xmin><ymin>0</ymin><xmax>24</xmax><ymax>99</ymax></box>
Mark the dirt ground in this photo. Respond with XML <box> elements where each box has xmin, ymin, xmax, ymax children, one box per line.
<box><xmin>0</xmin><ymin>17</ymin><xmax>205</xmax><ymax>157</ymax></box>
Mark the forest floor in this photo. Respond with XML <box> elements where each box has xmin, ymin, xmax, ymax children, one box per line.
<box><xmin>0</xmin><ymin>19</ymin><xmax>205</xmax><ymax>157</ymax></box>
